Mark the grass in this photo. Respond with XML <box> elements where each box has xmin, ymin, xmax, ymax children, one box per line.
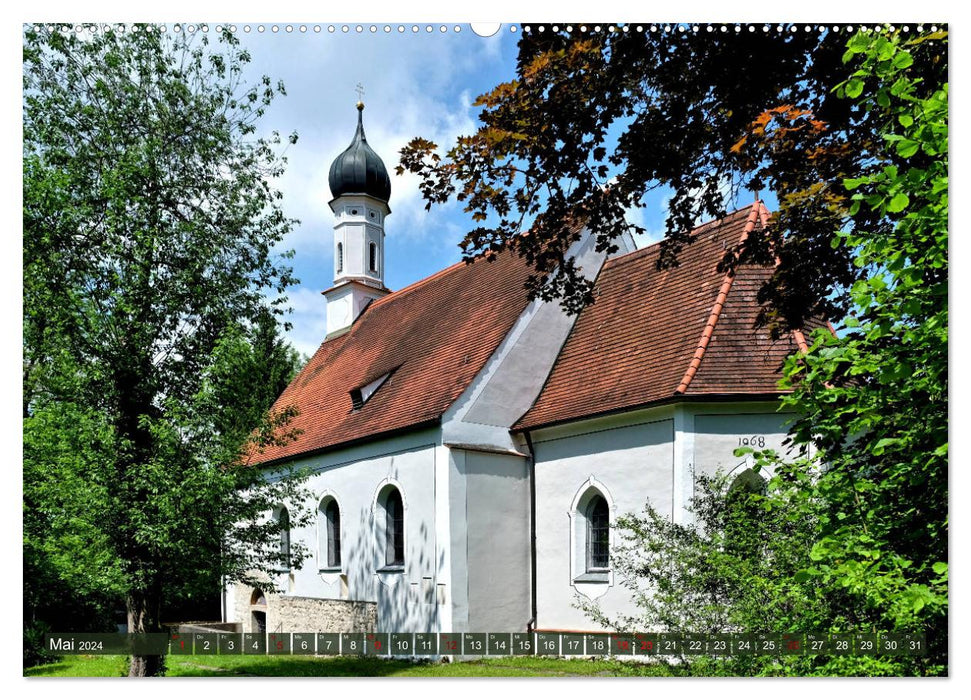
<box><xmin>25</xmin><ymin>653</ymin><xmax>680</xmax><ymax>678</ymax></box>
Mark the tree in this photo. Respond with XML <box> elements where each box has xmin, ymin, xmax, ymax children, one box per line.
<box><xmin>401</xmin><ymin>25</ymin><xmax>947</xmax><ymax>674</ymax></box>
<box><xmin>398</xmin><ymin>24</ymin><xmax>944</xmax><ymax>327</ymax></box>
<box><xmin>772</xmin><ymin>27</ymin><xmax>948</xmax><ymax>669</ymax></box>
<box><xmin>23</xmin><ymin>24</ymin><xmax>310</xmax><ymax>676</ymax></box>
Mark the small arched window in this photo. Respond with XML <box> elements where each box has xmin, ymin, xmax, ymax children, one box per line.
<box><xmin>369</xmin><ymin>242</ymin><xmax>378</xmax><ymax>273</ymax></box>
<box><xmin>336</xmin><ymin>242</ymin><xmax>344</xmax><ymax>273</ymax></box>
<box><xmin>383</xmin><ymin>487</ymin><xmax>404</xmax><ymax>567</ymax></box>
<box><xmin>586</xmin><ymin>495</ymin><xmax>610</xmax><ymax>571</ymax></box>
<box><xmin>319</xmin><ymin>498</ymin><xmax>341</xmax><ymax>569</ymax></box>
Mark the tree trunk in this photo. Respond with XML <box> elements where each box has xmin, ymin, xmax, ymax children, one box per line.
<box><xmin>127</xmin><ymin>590</ymin><xmax>164</xmax><ymax>677</ymax></box>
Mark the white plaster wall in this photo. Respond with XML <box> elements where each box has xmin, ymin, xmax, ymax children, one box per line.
<box><xmin>691</xmin><ymin>405</ymin><xmax>800</xmax><ymax>490</ymax></box>
<box><xmin>441</xmin><ymin>225</ymin><xmax>636</xmax><ymax>455</ymax></box>
<box><xmin>274</xmin><ymin>428</ymin><xmax>443</xmax><ymax>633</ymax></box>
<box><xmin>531</xmin><ymin>413</ymin><xmax>674</xmax><ymax>631</ymax></box>
<box><xmin>463</xmin><ymin>451</ymin><xmax>531</xmax><ymax>632</ymax></box>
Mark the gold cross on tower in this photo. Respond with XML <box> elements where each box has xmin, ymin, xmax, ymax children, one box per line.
<box><xmin>355</xmin><ymin>83</ymin><xmax>365</xmax><ymax>104</ymax></box>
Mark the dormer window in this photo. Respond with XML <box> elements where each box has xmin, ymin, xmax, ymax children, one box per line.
<box><xmin>349</xmin><ymin>369</ymin><xmax>394</xmax><ymax>410</ymax></box>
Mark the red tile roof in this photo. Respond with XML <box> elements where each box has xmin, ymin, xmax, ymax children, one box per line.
<box><xmin>252</xmin><ymin>249</ymin><xmax>536</xmax><ymax>465</ymax></box>
<box><xmin>515</xmin><ymin>203</ymin><xmax>809</xmax><ymax>430</ymax></box>
<box><xmin>254</xmin><ymin>203</ymin><xmax>813</xmax><ymax>462</ymax></box>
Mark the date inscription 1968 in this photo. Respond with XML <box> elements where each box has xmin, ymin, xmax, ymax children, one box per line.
<box><xmin>737</xmin><ymin>435</ymin><xmax>766</xmax><ymax>448</ymax></box>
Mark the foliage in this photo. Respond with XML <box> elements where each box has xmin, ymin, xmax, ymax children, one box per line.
<box><xmin>404</xmin><ymin>24</ymin><xmax>947</xmax><ymax>676</ymax></box>
<box><xmin>582</xmin><ymin>463</ymin><xmax>942</xmax><ymax>676</ymax></box>
<box><xmin>399</xmin><ymin>25</ymin><xmax>944</xmax><ymax>330</ymax></box>
<box><xmin>774</xmin><ymin>27</ymin><xmax>948</xmax><ymax>663</ymax></box>
<box><xmin>593</xmin><ymin>27</ymin><xmax>945</xmax><ymax>674</ymax></box>
<box><xmin>23</xmin><ymin>23</ymin><xmax>309</xmax><ymax>675</ymax></box>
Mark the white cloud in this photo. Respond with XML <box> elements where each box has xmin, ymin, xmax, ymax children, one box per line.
<box><xmin>231</xmin><ymin>30</ymin><xmax>514</xmax><ymax>352</ymax></box>
<box><xmin>276</xmin><ymin>286</ymin><xmax>330</xmax><ymax>359</ymax></box>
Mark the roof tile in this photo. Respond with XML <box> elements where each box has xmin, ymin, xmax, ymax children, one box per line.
<box><xmin>515</xmin><ymin>205</ymin><xmax>805</xmax><ymax>430</ymax></box>
<box><xmin>252</xmin><ymin>249</ymin><xmax>536</xmax><ymax>464</ymax></box>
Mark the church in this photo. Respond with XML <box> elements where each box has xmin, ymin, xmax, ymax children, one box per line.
<box><xmin>224</xmin><ymin>102</ymin><xmax>815</xmax><ymax>636</ymax></box>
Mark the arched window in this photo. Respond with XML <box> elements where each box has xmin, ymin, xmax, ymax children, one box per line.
<box><xmin>369</xmin><ymin>242</ymin><xmax>378</xmax><ymax>273</ymax></box>
<box><xmin>571</xmin><ymin>482</ymin><xmax>612</xmax><ymax>585</ymax></box>
<box><xmin>277</xmin><ymin>506</ymin><xmax>291</xmax><ymax>571</ymax></box>
<box><xmin>382</xmin><ymin>487</ymin><xmax>404</xmax><ymax>567</ymax></box>
<box><xmin>336</xmin><ymin>242</ymin><xmax>343</xmax><ymax>273</ymax></box>
<box><xmin>725</xmin><ymin>467</ymin><xmax>766</xmax><ymax>558</ymax></box>
<box><xmin>728</xmin><ymin>467</ymin><xmax>766</xmax><ymax>497</ymax></box>
<box><xmin>586</xmin><ymin>495</ymin><xmax>610</xmax><ymax>571</ymax></box>
<box><xmin>318</xmin><ymin>497</ymin><xmax>342</xmax><ymax>569</ymax></box>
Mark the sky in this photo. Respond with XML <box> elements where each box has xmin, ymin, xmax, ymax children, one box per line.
<box><xmin>231</xmin><ymin>25</ymin><xmax>529</xmax><ymax>357</ymax></box>
<box><xmin>226</xmin><ymin>24</ymin><xmax>694</xmax><ymax>358</ymax></box>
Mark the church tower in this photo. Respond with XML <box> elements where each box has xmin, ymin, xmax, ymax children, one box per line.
<box><xmin>323</xmin><ymin>101</ymin><xmax>392</xmax><ymax>337</ymax></box>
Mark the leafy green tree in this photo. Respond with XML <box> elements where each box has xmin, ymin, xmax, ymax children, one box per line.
<box><xmin>403</xmin><ymin>25</ymin><xmax>947</xmax><ymax>674</ymax></box>
<box><xmin>23</xmin><ymin>24</ymin><xmax>310</xmax><ymax>676</ymax></box>
<box><xmin>774</xmin><ymin>27</ymin><xmax>948</xmax><ymax>667</ymax></box>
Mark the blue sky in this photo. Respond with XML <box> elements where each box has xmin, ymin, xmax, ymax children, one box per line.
<box><xmin>229</xmin><ymin>25</ymin><xmax>701</xmax><ymax>357</ymax></box>
<box><xmin>233</xmin><ymin>26</ymin><xmax>526</xmax><ymax>356</ymax></box>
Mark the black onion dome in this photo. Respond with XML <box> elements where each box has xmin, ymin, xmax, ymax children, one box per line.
<box><xmin>328</xmin><ymin>103</ymin><xmax>391</xmax><ymax>203</ymax></box>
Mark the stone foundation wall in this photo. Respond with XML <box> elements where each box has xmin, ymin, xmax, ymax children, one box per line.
<box><xmin>233</xmin><ymin>582</ymin><xmax>376</xmax><ymax>633</ymax></box>
<box><xmin>269</xmin><ymin>595</ymin><xmax>376</xmax><ymax>633</ymax></box>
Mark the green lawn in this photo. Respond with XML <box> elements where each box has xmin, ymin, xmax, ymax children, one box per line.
<box><xmin>25</xmin><ymin>653</ymin><xmax>680</xmax><ymax>677</ymax></box>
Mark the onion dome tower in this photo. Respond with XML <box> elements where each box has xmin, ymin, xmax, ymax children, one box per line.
<box><xmin>324</xmin><ymin>102</ymin><xmax>392</xmax><ymax>337</ymax></box>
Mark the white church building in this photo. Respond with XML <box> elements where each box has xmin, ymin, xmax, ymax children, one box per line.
<box><xmin>224</xmin><ymin>103</ymin><xmax>817</xmax><ymax>636</ymax></box>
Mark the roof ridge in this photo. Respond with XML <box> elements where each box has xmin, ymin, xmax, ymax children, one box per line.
<box><xmin>367</xmin><ymin>220</ymin><xmax>586</xmax><ymax>311</ymax></box>
<box><xmin>674</xmin><ymin>201</ymin><xmax>762</xmax><ymax>394</ymax></box>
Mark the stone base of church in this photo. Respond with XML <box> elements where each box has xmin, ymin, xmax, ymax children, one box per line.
<box><xmin>232</xmin><ymin>582</ymin><xmax>377</xmax><ymax>634</ymax></box>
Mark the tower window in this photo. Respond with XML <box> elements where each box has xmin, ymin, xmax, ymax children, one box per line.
<box><xmin>369</xmin><ymin>242</ymin><xmax>378</xmax><ymax>273</ymax></box>
<box><xmin>337</xmin><ymin>242</ymin><xmax>343</xmax><ymax>273</ymax></box>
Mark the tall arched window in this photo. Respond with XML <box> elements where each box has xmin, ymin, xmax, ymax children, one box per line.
<box><xmin>369</xmin><ymin>242</ymin><xmax>378</xmax><ymax>273</ymax></box>
<box><xmin>277</xmin><ymin>506</ymin><xmax>291</xmax><ymax>571</ymax></box>
<box><xmin>383</xmin><ymin>487</ymin><xmax>404</xmax><ymax>567</ymax></box>
<box><xmin>321</xmin><ymin>498</ymin><xmax>341</xmax><ymax>568</ymax></box>
<box><xmin>586</xmin><ymin>495</ymin><xmax>610</xmax><ymax>571</ymax></box>
<box><xmin>336</xmin><ymin>242</ymin><xmax>344</xmax><ymax>273</ymax></box>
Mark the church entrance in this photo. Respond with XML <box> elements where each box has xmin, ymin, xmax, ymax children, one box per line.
<box><xmin>252</xmin><ymin>610</ymin><xmax>266</xmax><ymax>633</ymax></box>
